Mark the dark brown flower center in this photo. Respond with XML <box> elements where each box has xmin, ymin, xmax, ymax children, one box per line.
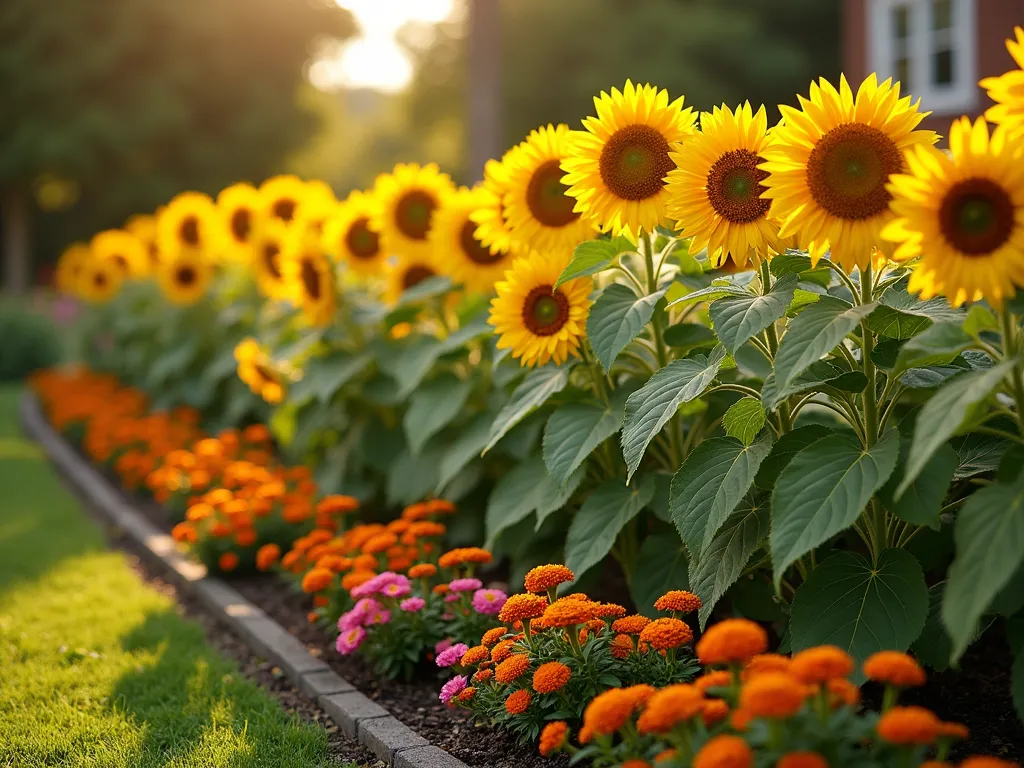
<box><xmin>272</xmin><ymin>198</ymin><xmax>297</xmax><ymax>222</ymax></box>
<box><xmin>230</xmin><ymin>208</ymin><xmax>251</xmax><ymax>243</ymax></box>
<box><xmin>806</xmin><ymin>123</ymin><xmax>903</xmax><ymax>221</ymax></box>
<box><xmin>402</xmin><ymin>265</ymin><xmax>435</xmax><ymax>289</ymax></box>
<box><xmin>527</xmin><ymin>159</ymin><xmax>580</xmax><ymax>227</ymax></box>
<box><xmin>460</xmin><ymin>220</ymin><xmax>503</xmax><ymax>264</ymax></box>
<box><xmin>94</xmin><ymin>272</ymin><xmax>107</xmax><ymax>288</ymax></box>
<box><xmin>301</xmin><ymin>257</ymin><xmax>321</xmax><ymax>300</ymax></box>
<box><xmin>599</xmin><ymin>124</ymin><xmax>675</xmax><ymax>202</ymax></box>
<box><xmin>176</xmin><ymin>265</ymin><xmax>197</xmax><ymax>286</ymax></box>
<box><xmin>395</xmin><ymin>190</ymin><xmax>436</xmax><ymax>240</ymax></box>
<box><xmin>113</xmin><ymin>254</ymin><xmax>129</xmax><ymax>273</ymax></box>
<box><xmin>180</xmin><ymin>216</ymin><xmax>200</xmax><ymax>246</ymax></box>
<box><xmin>148</xmin><ymin>243</ymin><xmax>160</xmax><ymax>264</ymax></box>
<box><xmin>706</xmin><ymin>149</ymin><xmax>772</xmax><ymax>223</ymax></box>
<box><xmin>346</xmin><ymin>217</ymin><xmax>380</xmax><ymax>259</ymax></box>
<box><xmin>939</xmin><ymin>177</ymin><xmax>1015</xmax><ymax>256</ymax></box>
<box><xmin>254</xmin><ymin>362</ymin><xmax>279</xmax><ymax>386</ymax></box>
<box><xmin>522</xmin><ymin>285</ymin><xmax>569</xmax><ymax>336</ymax></box>
<box><xmin>262</xmin><ymin>243</ymin><xmax>282</xmax><ymax>280</ymax></box>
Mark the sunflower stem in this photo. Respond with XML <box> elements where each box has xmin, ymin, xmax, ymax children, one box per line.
<box><xmin>999</xmin><ymin>309</ymin><xmax>1024</xmax><ymax>436</ymax></box>
<box><xmin>859</xmin><ymin>264</ymin><xmax>886</xmax><ymax>562</ymax></box>
<box><xmin>646</xmin><ymin>229</ymin><xmax>683</xmax><ymax>468</ymax></box>
<box><xmin>760</xmin><ymin>259</ymin><xmax>792</xmax><ymax>432</ymax></box>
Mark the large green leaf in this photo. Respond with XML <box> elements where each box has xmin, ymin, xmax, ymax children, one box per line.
<box><xmin>379</xmin><ymin>335</ymin><xmax>444</xmax><ymax>398</ymax></box>
<box><xmin>564</xmin><ymin>476</ymin><xmax>656</xmax><ymax>579</ymax></box>
<box><xmin>291</xmin><ymin>350</ymin><xmax>371</xmax><ymax>405</ymax></box>
<box><xmin>630</xmin><ymin>533</ymin><xmax>690</xmax><ymax>616</ymax></box>
<box><xmin>385</xmin><ymin>446</ymin><xmax>443</xmax><ymax>506</ymax></box>
<box><xmin>621</xmin><ymin>346</ymin><xmax>726</xmax><ymax>480</ymax></box>
<box><xmin>898</xmin><ymin>361</ymin><xmax>1016</xmax><ymax>496</ymax></box>
<box><xmin>790</xmin><ymin>549</ymin><xmax>928</xmax><ymax>680</ymax></box>
<box><xmin>911</xmin><ymin>583</ymin><xmax>955</xmax><ymax>672</ymax></box>
<box><xmin>402</xmin><ymin>373</ymin><xmax>474</xmax><ymax>455</ymax></box>
<box><xmin>484</xmin><ymin>456</ymin><xmax>557</xmax><ymax>546</ymax></box>
<box><xmin>774</xmin><ymin>297</ymin><xmax>876</xmax><ymax>391</ymax></box>
<box><xmin>753</xmin><ymin>424</ymin><xmax>833</xmax><ymax>491</ymax></box>
<box><xmin>543</xmin><ymin>389</ymin><xmax>628</xmax><ymax>487</ymax></box>
<box><xmin>587</xmin><ymin>283</ymin><xmax>668</xmax><ymax>372</ymax></box>
<box><xmin>771</xmin><ymin>429</ymin><xmax>899</xmax><ymax>585</ymax></box>
<box><xmin>554</xmin><ymin>236</ymin><xmax>635</xmax><ymax>288</ymax></box>
<box><xmin>868</xmin><ymin>287</ymin><xmax>961</xmax><ymax>340</ymax></box>
<box><xmin>689</xmin><ymin>500</ymin><xmax>769</xmax><ymax>628</ymax></box>
<box><xmin>665</xmin><ymin>284</ymin><xmax>750</xmax><ymax>309</ymax></box>
<box><xmin>880</xmin><ymin>440</ymin><xmax>956</xmax><ymax>529</ymax></box>
<box><xmin>671</xmin><ymin>433</ymin><xmax>773</xmax><ymax>558</ymax></box>
<box><xmin>708</xmin><ymin>274</ymin><xmax>798</xmax><ymax>353</ymax></box>
<box><xmin>953</xmin><ymin>433</ymin><xmax>1011</xmax><ymax>479</ymax></box>
<box><xmin>942</xmin><ymin>472</ymin><xmax>1024</xmax><ymax>661</ymax></box>
<box><xmin>891</xmin><ymin>322</ymin><xmax>974</xmax><ymax>376</ymax></box>
<box><xmin>483</xmin><ymin>364</ymin><xmax>572</xmax><ymax>455</ymax></box>
<box><xmin>663</xmin><ymin>322</ymin><xmax>718</xmax><ymax>350</ymax></box>
<box><xmin>723</xmin><ymin>398</ymin><xmax>767</xmax><ymax>446</ymax></box>
<box><xmin>534</xmin><ymin>468</ymin><xmax>586</xmax><ymax>530</ymax></box>
<box><xmin>761</xmin><ymin>360</ymin><xmax>867</xmax><ymax>411</ymax></box>
<box><xmin>435</xmin><ymin>413</ymin><xmax>493</xmax><ymax>493</ymax></box>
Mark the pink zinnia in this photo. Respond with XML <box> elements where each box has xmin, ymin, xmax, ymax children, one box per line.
<box><xmin>336</xmin><ymin>626</ymin><xmax>366</xmax><ymax>655</ymax></box>
<box><xmin>366</xmin><ymin>609</ymin><xmax>391</xmax><ymax>626</ymax></box>
<box><xmin>400</xmin><ymin>596</ymin><xmax>426</xmax><ymax>612</ymax></box>
<box><xmin>439</xmin><ymin>675</ymin><xmax>468</xmax><ymax>705</ymax></box>
<box><xmin>436</xmin><ymin>643</ymin><xmax>469</xmax><ymax>668</ymax></box>
<box><xmin>382</xmin><ymin>581</ymin><xmax>411</xmax><ymax>598</ymax></box>
<box><xmin>435</xmin><ymin>638</ymin><xmax>454</xmax><ymax>655</ymax></box>
<box><xmin>444</xmin><ymin>593</ymin><xmax>460</xmax><ymax>603</ymax></box>
<box><xmin>448</xmin><ymin>578</ymin><xmax>483</xmax><ymax>593</ymax></box>
<box><xmin>471</xmin><ymin>588</ymin><xmax>508</xmax><ymax>616</ymax></box>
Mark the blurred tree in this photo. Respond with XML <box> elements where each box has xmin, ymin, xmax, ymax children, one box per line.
<box><xmin>0</xmin><ymin>0</ymin><xmax>355</xmax><ymax>292</ymax></box>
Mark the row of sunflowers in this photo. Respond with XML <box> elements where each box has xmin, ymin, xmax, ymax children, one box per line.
<box><xmin>36</xmin><ymin>22</ymin><xmax>1024</xmax><ymax>764</ymax></box>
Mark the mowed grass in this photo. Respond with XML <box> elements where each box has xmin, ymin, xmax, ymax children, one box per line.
<box><xmin>0</xmin><ymin>387</ymin><xmax>355</xmax><ymax>768</ymax></box>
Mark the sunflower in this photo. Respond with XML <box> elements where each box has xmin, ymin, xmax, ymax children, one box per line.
<box><xmin>260</xmin><ymin>175</ymin><xmax>308</xmax><ymax>226</ymax></box>
<box><xmin>250</xmin><ymin>220</ymin><xmax>291</xmax><ymax>299</ymax></box>
<box><xmin>561</xmin><ymin>81</ymin><xmax>697</xmax><ymax>240</ymax></box>
<box><xmin>157</xmin><ymin>192</ymin><xmax>224</xmax><ymax>259</ymax></box>
<box><xmin>157</xmin><ymin>249</ymin><xmax>214</xmax><ymax>306</ymax></box>
<box><xmin>91</xmin><ymin>229</ymin><xmax>149</xmax><ymax>278</ymax></box>
<box><xmin>124</xmin><ymin>214</ymin><xmax>161</xmax><ymax>265</ymax></box>
<box><xmin>323</xmin><ymin>189</ymin><xmax>385</xmax><ymax>276</ymax></box>
<box><xmin>281</xmin><ymin>229</ymin><xmax>337</xmax><ymax>326</ymax></box>
<box><xmin>471</xmin><ymin>146</ymin><xmax>524</xmax><ymax>255</ymax></box>
<box><xmin>384</xmin><ymin>254</ymin><xmax>443</xmax><ymax>306</ymax></box>
<box><xmin>55</xmin><ymin>243</ymin><xmax>90</xmax><ymax>295</ymax></box>
<box><xmin>217</xmin><ymin>183</ymin><xmax>264</xmax><ymax>261</ymax></box>
<box><xmin>504</xmin><ymin>124</ymin><xmax>597</xmax><ymax>252</ymax></box>
<box><xmin>760</xmin><ymin>74</ymin><xmax>937</xmax><ymax>272</ymax></box>
<box><xmin>373</xmin><ymin>162</ymin><xmax>456</xmax><ymax>257</ymax></box>
<box><xmin>489</xmin><ymin>250</ymin><xmax>593</xmax><ymax>367</ymax></box>
<box><xmin>78</xmin><ymin>257</ymin><xmax>124</xmax><ymax>303</ymax></box>
<box><xmin>981</xmin><ymin>27</ymin><xmax>1024</xmax><ymax>137</ymax></box>
<box><xmin>430</xmin><ymin>187</ymin><xmax>515</xmax><ymax>293</ymax></box>
<box><xmin>882</xmin><ymin>117</ymin><xmax>1024</xmax><ymax>307</ymax></box>
<box><xmin>235</xmin><ymin>338</ymin><xmax>286</xmax><ymax>404</ymax></box>
<box><xmin>665</xmin><ymin>103</ymin><xmax>787</xmax><ymax>268</ymax></box>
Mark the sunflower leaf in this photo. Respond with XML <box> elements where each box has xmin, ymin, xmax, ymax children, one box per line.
<box><xmin>773</xmin><ymin>297</ymin><xmax>876</xmax><ymax>390</ymax></box>
<box><xmin>587</xmin><ymin>283</ymin><xmax>669</xmax><ymax>372</ymax></box>
<box><xmin>483</xmin><ymin>363</ymin><xmax>573</xmax><ymax>455</ymax></box>
<box><xmin>554</xmin><ymin>236</ymin><xmax>636</xmax><ymax>289</ymax></box>
<box><xmin>708</xmin><ymin>274</ymin><xmax>798</xmax><ymax>353</ymax></box>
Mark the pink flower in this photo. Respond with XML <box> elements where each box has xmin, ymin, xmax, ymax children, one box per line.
<box><xmin>336</xmin><ymin>626</ymin><xmax>366</xmax><ymax>655</ymax></box>
<box><xmin>382</xmin><ymin>581</ymin><xmax>411</xmax><ymax>598</ymax></box>
<box><xmin>366</xmin><ymin>609</ymin><xmax>391</xmax><ymax>626</ymax></box>
<box><xmin>350</xmin><ymin>572</ymin><xmax>407</xmax><ymax>598</ymax></box>
<box><xmin>400</xmin><ymin>596</ymin><xmax>426</xmax><ymax>612</ymax></box>
<box><xmin>439</xmin><ymin>675</ymin><xmax>468</xmax><ymax>705</ymax></box>
<box><xmin>436</xmin><ymin>643</ymin><xmax>469</xmax><ymax>668</ymax></box>
<box><xmin>435</xmin><ymin>638</ymin><xmax>454</xmax><ymax>655</ymax></box>
<box><xmin>448</xmin><ymin>578</ymin><xmax>483</xmax><ymax>593</ymax></box>
<box><xmin>471</xmin><ymin>588</ymin><xmax>508</xmax><ymax>616</ymax></box>
<box><xmin>354</xmin><ymin>598</ymin><xmax>381</xmax><ymax>614</ymax></box>
<box><xmin>444</xmin><ymin>593</ymin><xmax>460</xmax><ymax>603</ymax></box>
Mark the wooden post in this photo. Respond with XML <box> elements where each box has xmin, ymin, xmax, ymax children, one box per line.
<box><xmin>466</xmin><ymin>0</ymin><xmax>502</xmax><ymax>183</ymax></box>
<box><xmin>2</xmin><ymin>187</ymin><xmax>31</xmax><ymax>295</ymax></box>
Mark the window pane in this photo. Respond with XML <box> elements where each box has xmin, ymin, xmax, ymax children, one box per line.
<box><xmin>932</xmin><ymin>0</ymin><xmax>952</xmax><ymax>31</ymax></box>
<box><xmin>934</xmin><ymin>48</ymin><xmax>954</xmax><ymax>85</ymax></box>
<box><xmin>893</xmin><ymin>5</ymin><xmax>909</xmax><ymax>39</ymax></box>
<box><xmin>897</xmin><ymin>56</ymin><xmax>911</xmax><ymax>86</ymax></box>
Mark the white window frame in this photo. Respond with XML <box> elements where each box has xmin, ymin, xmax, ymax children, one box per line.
<box><xmin>868</xmin><ymin>0</ymin><xmax>977</xmax><ymax>114</ymax></box>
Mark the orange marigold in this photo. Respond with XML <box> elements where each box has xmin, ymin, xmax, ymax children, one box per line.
<box><xmin>637</xmin><ymin>684</ymin><xmax>704</xmax><ymax>734</ymax></box>
<box><xmin>694</xmin><ymin>735</ymin><xmax>753</xmax><ymax>768</ymax></box>
<box><xmin>876</xmin><ymin>706</ymin><xmax>942</xmax><ymax>745</ymax></box>
<box><xmin>524</xmin><ymin>564</ymin><xmax>575</xmax><ymax>593</ymax></box>
<box><xmin>582</xmin><ymin>688</ymin><xmax>639</xmax><ymax>738</ymax></box>
<box><xmin>538</xmin><ymin>721</ymin><xmax>569</xmax><ymax>757</ymax></box>
<box><xmin>481</xmin><ymin>627</ymin><xmax>508</xmax><ymax>647</ymax></box>
<box><xmin>316</xmin><ymin>495</ymin><xmax>360</xmax><ymax>515</ymax></box>
<box><xmin>639</xmin><ymin>617</ymin><xmax>693</xmax><ymax>650</ymax></box>
<box><xmin>743</xmin><ymin>653</ymin><xmax>791</xmax><ymax>679</ymax></box>
<box><xmin>362</xmin><ymin>532</ymin><xmax>398</xmax><ymax>554</ymax></box>
<box><xmin>739</xmin><ymin>672</ymin><xmax>807</xmax><ymax>719</ymax></box>
<box><xmin>826</xmin><ymin>678</ymin><xmax>860</xmax><ymax>708</ymax></box>
<box><xmin>863</xmin><ymin>651</ymin><xmax>926</xmax><ymax>687</ymax></box>
<box><xmin>505</xmin><ymin>689</ymin><xmax>532</xmax><ymax>715</ymax></box>
<box><xmin>255</xmin><ymin>543</ymin><xmax>281</xmax><ymax>571</ymax></box>
<box><xmin>433</xmin><ymin>584</ymin><xmax>450</xmax><ymax>596</ymax></box>
<box><xmin>697</xmin><ymin>618</ymin><xmax>768</xmax><ymax>666</ymax></box>
<box><xmin>171</xmin><ymin>522</ymin><xmax>197</xmax><ymax>543</ymax></box>
<box><xmin>473</xmin><ymin>668</ymin><xmax>494</xmax><ymax>683</ymax></box>
<box><xmin>459</xmin><ymin>547</ymin><xmax>493</xmax><ymax>564</ymax></box>
<box><xmin>301</xmin><ymin>567</ymin><xmax>334</xmax><ymax>593</ymax></box>
<box><xmin>542</xmin><ymin>598</ymin><xmax>596</xmax><ymax>627</ymax></box>
<box><xmin>777</xmin><ymin>752</ymin><xmax>829</xmax><ymax>768</ymax></box>
<box><xmin>920</xmin><ymin>763</ymin><xmax>953</xmax><ymax>768</ymax></box>
<box><xmin>533</xmin><ymin>662</ymin><xmax>571</xmax><ymax>694</ymax></box>
<box><xmin>655</xmin><ymin>749</ymin><xmax>679</xmax><ymax>764</ymax></box>
<box><xmin>456</xmin><ymin>686</ymin><xmax>476</xmax><ymax>703</ymax></box>
<box><xmin>498</xmin><ymin>593</ymin><xmax>548</xmax><ymax>624</ymax></box>
<box><xmin>696</xmin><ymin>670</ymin><xmax>733</xmax><ymax>693</ymax></box>
<box><xmin>218</xmin><ymin>552</ymin><xmax>239</xmax><ymax>572</ymax></box>
<box><xmin>789</xmin><ymin>645</ymin><xmax>853</xmax><ymax>684</ymax></box>
<box><xmin>495</xmin><ymin>653</ymin><xmax>531</xmax><ymax>684</ymax></box>
<box><xmin>592</xmin><ymin>602</ymin><xmax>628</xmax><ymax>619</ymax></box>
<box><xmin>408</xmin><ymin>563</ymin><xmax>438</xmax><ymax>579</ymax></box>
<box><xmin>461</xmin><ymin>646</ymin><xmax>490</xmax><ymax>666</ymax></box>
<box><xmin>491</xmin><ymin>639</ymin><xmax>517</xmax><ymax>663</ymax></box>
<box><xmin>611</xmin><ymin>634</ymin><xmax>634</xmax><ymax>659</ymax></box>
<box><xmin>341</xmin><ymin>569</ymin><xmax>377</xmax><ymax>591</ymax></box>
<box><xmin>612</xmin><ymin>615</ymin><xmax>652</xmax><ymax>635</ymax></box>
<box><xmin>621</xmin><ymin>761</ymin><xmax>652</xmax><ymax>768</ymax></box>
<box><xmin>960</xmin><ymin>759</ymin><xmax>1020</xmax><ymax>768</ymax></box>
<box><xmin>654</xmin><ymin>590</ymin><xmax>702</xmax><ymax>615</ymax></box>
<box><xmin>702</xmin><ymin>699</ymin><xmax>730</xmax><ymax>726</ymax></box>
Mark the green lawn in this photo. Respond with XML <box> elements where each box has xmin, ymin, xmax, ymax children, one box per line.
<box><xmin>0</xmin><ymin>386</ymin><xmax>356</xmax><ymax>768</ymax></box>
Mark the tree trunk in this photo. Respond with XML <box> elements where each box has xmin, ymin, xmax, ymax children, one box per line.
<box><xmin>2</xmin><ymin>186</ymin><xmax>31</xmax><ymax>295</ymax></box>
<box><xmin>467</xmin><ymin>0</ymin><xmax>502</xmax><ymax>183</ymax></box>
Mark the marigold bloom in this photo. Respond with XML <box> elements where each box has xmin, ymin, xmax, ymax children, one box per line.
<box><xmin>655</xmin><ymin>749</ymin><xmax>679</xmax><ymax>764</ymax></box>
<box><xmin>253</xmin><ymin>543</ymin><xmax>281</xmax><ymax>571</ymax></box>
<box><xmin>362</xmin><ymin>532</ymin><xmax>398</xmax><ymax>554</ymax></box>
<box><xmin>301</xmin><ymin>567</ymin><xmax>334</xmax><ymax>593</ymax></box>
<box><xmin>524</xmin><ymin>564</ymin><xmax>575</xmax><ymax>593</ymax></box>
<box><xmin>455</xmin><ymin>686</ymin><xmax>476</xmax><ymax>703</ymax></box>
<box><xmin>696</xmin><ymin>671</ymin><xmax>733</xmax><ymax>693</ymax></box>
<box><xmin>582</xmin><ymin>688</ymin><xmax>640</xmax><ymax>738</ymax></box>
<box><xmin>938</xmin><ymin>722</ymin><xmax>969</xmax><ymax>740</ymax></box>
<box><xmin>863</xmin><ymin>651</ymin><xmax>926</xmax><ymax>687</ymax></box>
<box><xmin>612</xmin><ymin>615</ymin><xmax>651</xmax><ymax>635</ymax></box>
<box><xmin>433</xmin><ymin>584</ymin><xmax>450</xmax><ymax>596</ymax></box>
<box><xmin>505</xmin><ymin>689</ymin><xmax>532</xmax><ymax>715</ymax></box>
<box><xmin>655</xmin><ymin>590</ymin><xmax>702</xmax><ymax>614</ymax></box>
<box><xmin>533</xmin><ymin>661</ymin><xmax>571</xmax><ymax>694</ymax></box>
<box><xmin>639</xmin><ymin>617</ymin><xmax>693</xmax><ymax>650</ymax></box>
<box><xmin>458</xmin><ymin>645</ymin><xmax>488</xmax><ymax>666</ymax></box>
<box><xmin>473</xmin><ymin>668</ymin><xmax>494</xmax><ymax>683</ymax></box>
<box><xmin>694</xmin><ymin>734</ymin><xmax>753</xmax><ymax>768</ymax></box>
<box><xmin>408</xmin><ymin>563</ymin><xmax>438</xmax><ymax>579</ymax></box>
<box><xmin>637</xmin><ymin>684</ymin><xmax>704</xmax><ymax>733</ymax></box>
<box><xmin>742</xmin><ymin>653</ymin><xmax>791</xmax><ymax>679</ymax></box>
<box><xmin>731</xmin><ymin>708</ymin><xmax>754</xmax><ymax>732</ymax></box>
<box><xmin>592</xmin><ymin>602</ymin><xmax>628</xmax><ymax>619</ymax></box>
<box><xmin>876</xmin><ymin>706</ymin><xmax>942</xmax><ymax>745</ymax></box>
<box><xmin>702</xmin><ymin>699</ymin><xmax>730</xmax><ymax>726</ymax></box>
<box><xmin>539</xmin><ymin>721</ymin><xmax>569</xmax><ymax>757</ymax></box>
<box><xmin>621</xmin><ymin>761</ymin><xmax>652</xmax><ymax>768</ymax></box>
<box><xmin>960</xmin><ymin>759</ymin><xmax>1020</xmax><ymax>768</ymax></box>
<box><xmin>777</xmin><ymin>752</ymin><xmax>829</xmax><ymax>768</ymax></box>
<box><xmin>218</xmin><ymin>552</ymin><xmax>239</xmax><ymax>571</ymax></box>
<box><xmin>495</xmin><ymin>653</ymin><xmax>531</xmax><ymax>684</ymax></box>
<box><xmin>317</xmin><ymin>494</ymin><xmax>359</xmax><ymax>515</ymax></box>
<box><xmin>341</xmin><ymin>569</ymin><xmax>377</xmax><ymax>591</ymax></box>
<box><xmin>171</xmin><ymin>522</ymin><xmax>197</xmax><ymax>543</ymax></box>
<box><xmin>498</xmin><ymin>593</ymin><xmax>548</xmax><ymax>625</ymax></box>
<box><xmin>789</xmin><ymin>646</ymin><xmax>853</xmax><ymax>684</ymax></box>
<box><xmin>826</xmin><ymin>678</ymin><xmax>860</xmax><ymax>708</ymax></box>
<box><xmin>611</xmin><ymin>633</ymin><xmax>634</xmax><ymax>659</ymax></box>
<box><xmin>460</xmin><ymin>546</ymin><xmax>493</xmax><ymax>564</ymax></box>
<box><xmin>739</xmin><ymin>672</ymin><xmax>807</xmax><ymax>719</ymax></box>
<box><xmin>481</xmin><ymin>627</ymin><xmax>508</xmax><ymax>647</ymax></box>
<box><xmin>491</xmin><ymin>639</ymin><xmax>517</xmax><ymax>663</ymax></box>
<box><xmin>697</xmin><ymin>618</ymin><xmax>768</xmax><ymax>666</ymax></box>
<box><xmin>542</xmin><ymin>597</ymin><xmax>596</xmax><ymax>627</ymax></box>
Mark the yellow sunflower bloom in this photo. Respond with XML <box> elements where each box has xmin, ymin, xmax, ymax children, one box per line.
<box><xmin>384</xmin><ymin>255</ymin><xmax>443</xmax><ymax>306</ymax></box>
<box><xmin>260</xmin><ymin>175</ymin><xmax>308</xmax><ymax>226</ymax></box>
<box><xmin>323</xmin><ymin>189</ymin><xmax>385</xmax><ymax>276</ymax></box>
<box><xmin>281</xmin><ymin>228</ymin><xmax>337</xmax><ymax>326</ymax></box>
<box><xmin>250</xmin><ymin>220</ymin><xmax>291</xmax><ymax>300</ymax></box>
<box><xmin>234</xmin><ymin>338</ymin><xmax>286</xmax><ymax>404</ymax></box>
<box><xmin>471</xmin><ymin>146</ymin><xmax>524</xmax><ymax>256</ymax></box>
<box><xmin>373</xmin><ymin>162</ymin><xmax>456</xmax><ymax>258</ymax></box>
<box><xmin>124</xmin><ymin>214</ymin><xmax>161</xmax><ymax>266</ymax></box>
<box><xmin>77</xmin><ymin>257</ymin><xmax>124</xmax><ymax>304</ymax></box>
<box><xmin>55</xmin><ymin>243</ymin><xmax>90</xmax><ymax>295</ymax></box>
<box><xmin>217</xmin><ymin>182</ymin><xmax>264</xmax><ymax>262</ymax></box>
<box><xmin>561</xmin><ymin>81</ymin><xmax>697</xmax><ymax>240</ymax></box>
<box><xmin>489</xmin><ymin>250</ymin><xmax>593</xmax><ymax>368</ymax></box>
<box><xmin>157</xmin><ymin>191</ymin><xmax>225</xmax><ymax>259</ymax></box>
<box><xmin>157</xmin><ymin>249</ymin><xmax>214</xmax><ymax>306</ymax></box>
<box><xmin>882</xmin><ymin>117</ymin><xmax>1024</xmax><ymax>308</ymax></box>
<box><xmin>665</xmin><ymin>103</ymin><xmax>787</xmax><ymax>268</ymax></box>
<box><xmin>981</xmin><ymin>27</ymin><xmax>1024</xmax><ymax>137</ymax></box>
<box><xmin>91</xmin><ymin>229</ymin><xmax>149</xmax><ymax>278</ymax></box>
<box><xmin>293</xmin><ymin>182</ymin><xmax>338</xmax><ymax>236</ymax></box>
<box><xmin>430</xmin><ymin>186</ymin><xmax>515</xmax><ymax>294</ymax></box>
<box><xmin>760</xmin><ymin>74</ymin><xmax>937</xmax><ymax>272</ymax></box>
<box><xmin>504</xmin><ymin>124</ymin><xmax>597</xmax><ymax>253</ymax></box>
